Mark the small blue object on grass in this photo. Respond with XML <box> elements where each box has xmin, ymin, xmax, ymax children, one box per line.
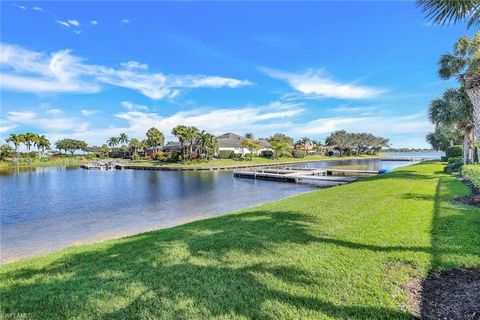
<box><xmin>378</xmin><ymin>169</ymin><xmax>391</xmax><ymax>174</ymax></box>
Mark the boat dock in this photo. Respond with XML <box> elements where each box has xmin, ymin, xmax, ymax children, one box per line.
<box><xmin>233</xmin><ymin>167</ymin><xmax>378</xmax><ymax>186</ymax></box>
<box><xmin>80</xmin><ymin>160</ymin><xmax>122</xmax><ymax>170</ymax></box>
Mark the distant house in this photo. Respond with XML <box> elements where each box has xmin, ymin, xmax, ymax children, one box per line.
<box><xmin>216</xmin><ymin>132</ymin><xmax>272</xmax><ymax>155</ymax></box>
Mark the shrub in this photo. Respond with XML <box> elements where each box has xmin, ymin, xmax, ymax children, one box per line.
<box><xmin>217</xmin><ymin>150</ymin><xmax>235</xmax><ymax>159</ymax></box>
<box><xmin>447</xmin><ymin>157</ymin><xmax>462</xmax><ymax>165</ymax></box>
<box><xmin>260</xmin><ymin>150</ymin><xmax>274</xmax><ymax>158</ymax></box>
<box><xmin>444</xmin><ymin>157</ymin><xmax>463</xmax><ymax>173</ymax></box>
<box><xmin>462</xmin><ymin>164</ymin><xmax>480</xmax><ymax>189</ymax></box>
<box><xmin>167</xmin><ymin>151</ymin><xmax>182</xmax><ymax>162</ymax></box>
<box><xmin>446</xmin><ymin>145</ymin><xmax>462</xmax><ymax>158</ymax></box>
<box><xmin>233</xmin><ymin>153</ymin><xmax>244</xmax><ymax>160</ymax></box>
<box><xmin>131</xmin><ymin>153</ymin><xmax>141</xmax><ymax>160</ymax></box>
<box><xmin>292</xmin><ymin>150</ymin><xmax>306</xmax><ymax>158</ymax></box>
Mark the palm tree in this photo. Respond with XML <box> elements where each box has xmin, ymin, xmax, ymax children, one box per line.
<box><xmin>35</xmin><ymin>135</ymin><xmax>51</xmax><ymax>156</ymax></box>
<box><xmin>436</xmin><ymin>33</ymin><xmax>479</xmax><ymax>160</ymax></box>
<box><xmin>428</xmin><ymin>88</ymin><xmax>474</xmax><ymax>162</ymax></box>
<box><xmin>296</xmin><ymin>137</ymin><xmax>312</xmax><ymax>152</ymax></box>
<box><xmin>172</xmin><ymin>125</ymin><xmax>188</xmax><ymax>160</ymax></box>
<box><xmin>118</xmin><ymin>133</ymin><xmax>129</xmax><ymax>158</ymax></box>
<box><xmin>23</xmin><ymin>132</ymin><xmax>38</xmax><ymax>152</ymax></box>
<box><xmin>119</xmin><ymin>133</ymin><xmax>129</xmax><ymax>145</ymax></box>
<box><xmin>128</xmin><ymin>138</ymin><xmax>142</xmax><ymax>155</ymax></box>
<box><xmin>185</xmin><ymin>126</ymin><xmax>199</xmax><ymax>160</ymax></box>
<box><xmin>417</xmin><ymin>0</ymin><xmax>480</xmax><ymax>28</ymax></box>
<box><xmin>145</xmin><ymin>127</ymin><xmax>165</xmax><ymax>153</ymax></box>
<box><xmin>107</xmin><ymin>137</ymin><xmax>119</xmax><ymax>155</ymax></box>
<box><xmin>5</xmin><ymin>133</ymin><xmax>25</xmax><ymax>159</ymax></box>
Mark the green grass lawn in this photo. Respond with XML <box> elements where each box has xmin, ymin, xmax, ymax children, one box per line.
<box><xmin>128</xmin><ymin>155</ymin><xmax>380</xmax><ymax>168</ymax></box>
<box><xmin>1</xmin><ymin>162</ymin><xmax>478</xmax><ymax>319</ymax></box>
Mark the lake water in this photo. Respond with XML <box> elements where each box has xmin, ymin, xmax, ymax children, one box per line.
<box><xmin>1</xmin><ymin>158</ymin><xmax>421</xmax><ymax>263</ymax></box>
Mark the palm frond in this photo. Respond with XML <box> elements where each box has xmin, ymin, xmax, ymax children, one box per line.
<box><xmin>417</xmin><ymin>0</ymin><xmax>480</xmax><ymax>28</ymax></box>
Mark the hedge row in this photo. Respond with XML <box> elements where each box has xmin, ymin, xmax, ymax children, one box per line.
<box><xmin>462</xmin><ymin>164</ymin><xmax>480</xmax><ymax>189</ymax></box>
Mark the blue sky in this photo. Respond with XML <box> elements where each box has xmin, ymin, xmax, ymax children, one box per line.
<box><xmin>0</xmin><ymin>1</ymin><xmax>474</xmax><ymax>148</ymax></box>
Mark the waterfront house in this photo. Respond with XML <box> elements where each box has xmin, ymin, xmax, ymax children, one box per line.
<box><xmin>216</xmin><ymin>132</ymin><xmax>272</xmax><ymax>155</ymax></box>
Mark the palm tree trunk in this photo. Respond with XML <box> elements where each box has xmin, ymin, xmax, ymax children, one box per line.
<box><xmin>466</xmin><ymin>78</ymin><xmax>480</xmax><ymax>162</ymax></box>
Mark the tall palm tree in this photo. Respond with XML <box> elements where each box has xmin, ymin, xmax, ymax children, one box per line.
<box><xmin>23</xmin><ymin>132</ymin><xmax>38</xmax><ymax>152</ymax></box>
<box><xmin>185</xmin><ymin>126</ymin><xmax>199</xmax><ymax>160</ymax></box>
<box><xmin>145</xmin><ymin>127</ymin><xmax>165</xmax><ymax>153</ymax></box>
<box><xmin>417</xmin><ymin>0</ymin><xmax>480</xmax><ymax>28</ymax></box>
<box><xmin>35</xmin><ymin>135</ymin><xmax>51</xmax><ymax>156</ymax></box>
<box><xmin>5</xmin><ymin>133</ymin><xmax>25</xmax><ymax>159</ymax></box>
<box><xmin>172</xmin><ymin>125</ymin><xmax>188</xmax><ymax>160</ymax></box>
<box><xmin>128</xmin><ymin>138</ymin><xmax>142</xmax><ymax>155</ymax></box>
<box><xmin>428</xmin><ymin>88</ymin><xmax>474</xmax><ymax>162</ymax></box>
<box><xmin>119</xmin><ymin>133</ymin><xmax>129</xmax><ymax>145</ymax></box>
<box><xmin>435</xmin><ymin>33</ymin><xmax>480</xmax><ymax>160</ymax></box>
<box><xmin>107</xmin><ymin>137</ymin><xmax>119</xmax><ymax>154</ymax></box>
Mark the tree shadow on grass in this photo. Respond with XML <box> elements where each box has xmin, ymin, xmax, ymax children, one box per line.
<box><xmin>418</xmin><ymin>176</ymin><xmax>480</xmax><ymax>319</ymax></box>
<box><xmin>0</xmin><ymin>210</ymin><xmax>412</xmax><ymax>320</ymax></box>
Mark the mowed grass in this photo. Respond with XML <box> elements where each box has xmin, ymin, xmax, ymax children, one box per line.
<box><xmin>1</xmin><ymin>162</ymin><xmax>479</xmax><ymax>319</ymax></box>
<box><xmin>128</xmin><ymin>155</ymin><xmax>379</xmax><ymax>168</ymax></box>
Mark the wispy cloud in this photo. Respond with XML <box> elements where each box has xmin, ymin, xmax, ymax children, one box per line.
<box><xmin>261</xmin><ymin>67</ymin><xmax>382</xmax><ymax>100</ymax></box>
<box><xmin>0</xmin><ymin>43</ymin><xmax>253</xmax><ymax>99</ymax></box>
<box><xmin>7</xmin><ymin>110</ymin><xmax>88</xmax><ymax>132</ymax></box>
<box><xmin>90</xmin><ymin>20</ymin><xmax>98</xmax><ymax>26</ymax></box>
<box><xmin>5</xmin><ymin>101</ymin><xmax>302</xmax><ymax>145</ymax></box>
<box><xmin>32</xmin><ymin>7</ymin><xmax>43</xmax><ymax>12</ymax></box>
<box><xmin>68</xmin><ymin>19</ymin><xmax>80</xmax><ymax>27</ymax></box>
<box><xmin>294</xmin><ymin>113</ymin><xmax>430</xmax><ymax>136</ymax></box>
<box><xmin>121</xmin><ymin>19</ymin><xmax>130</xmax><ymax>24</ymax></box>
<box><xmin>56</xmin><ymin>20</ymin><xmax>71</xmax><ymax>28</ymax></box>
<box><xmin>81</xmin><ymin>109</ymin><xmax>98</xmax><ymax>116</ymax></box>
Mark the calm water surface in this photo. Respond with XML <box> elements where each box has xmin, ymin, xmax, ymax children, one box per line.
<box><xmin>1</xmin><ymin>158</ymin><xmax>419</xmax><ymax>262</ymax></box>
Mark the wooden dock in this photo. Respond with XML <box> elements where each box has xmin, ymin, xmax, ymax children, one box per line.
<box><xmin>233</xmin><ymin>167</ymin><xmax>378</xmax><ymax>186</ymax></box>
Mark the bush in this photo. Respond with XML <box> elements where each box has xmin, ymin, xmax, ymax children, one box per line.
<box><xmin>131</xmin><ymin>153</ymin><xmax>141</xmax><ymax>160</ymax></box>
<box><xmin>292</xmin><ymin>150</ymin><xmax>306</xmax><ymax>158</ymax></box>
<box><xmin>447</xmin><ymin>157</ymin><xmax>462</xmax><ymax>165</ymax></box>
<box><xmin>444</xmin><ymin>157</ymin><xmax>463</xmax><ymax>173</ymax></box>
<box><xmin>233</xmin><ymin>153</ymin><xmax>244</xmax><ymax>160</ymax></box>
<box><xmin>260</xmin><ymin>150</ymin><xmax>274</xmax><ymax>158</ymax></box>
<box><xmin>462</xmin><ymin>164</ymin><xmax>480</xmax><ymax>189</ymax></box>
<box><xmin>446</xmin><ymin>145</ymin><xmax>462</xmax><ymax>158</ymax></box>
<box><xmin>217</xmin><ymin>150</ymin><xmax>235</xmax><ymax>159</ymax></box>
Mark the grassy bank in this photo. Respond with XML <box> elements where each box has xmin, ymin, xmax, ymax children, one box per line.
<box><xmin>0</xmin><ymin>157</ymin><xmax>87</xmax><ymax>169</ymax></box>
<box><xmin>128</xmin><ymin>155</ymin><xmax>380</xmax><ymax>169</ymax></box>
<box><xmin>1</xmin><ymin>162</ymin><xmax>478</xmax><ymax>319</ymax></box>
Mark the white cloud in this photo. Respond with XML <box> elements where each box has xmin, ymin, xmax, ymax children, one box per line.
<box><xmin>81</xmin><ymin>109</ymin><xmax>98</xmax><ymax>116</ymax></box>
<box><xmin>56</xmin><ymin>20</ymin><xmax>70</xmax><ymax>28</ymax></box>
<box><xmin>46</xmin><ymin>108</ymin><xmax>63</xmax><ymax>115</ymax></box>
<box><xmin>73</xmin><ymin>30</ymin><xmax>82</xmax><ymax>35</ymax></box>
<box><xmin>32</xmin><ymin>7</ymin><xmax>43</xmax><ymax>12</ymax></box>
<box><xmin>121</xmin><ymin>19</ymin><xmax>130</xmax><ymax>24</ymax></box>
<box><xmin>18</xmin><ymin>5</ymin><xmax>26</xmax><ymax>10</ymax></box>
<box><xmin>68</xmin><ymin>19</ymin><xmax>80</xmax><ymax>27</ymax></box>
<box><xmin>90</xmin><ymin>20</ymin><xmax>98</xmax><ymax>25</ymax></box>
<box><xmin>13</xmin><ymin>101</ymin><xmax>302</xmax><ymax>146</ymax></box>
<box><xmin>294</xmin><ymin>113</ymin><xmax>431</xmax><ymax>136</ymax></box>
<box><xmin>120</xmin><ymin>61</ymin><xmax>148</xmax><ymax>70</ymax></box>
<box><xmin>0</xmin><ymin>43</ymin><xmax>252</xmax><ymax>99</ymax></box>
<box><xmin>7</xmin><ymin>110</ymin><xmax>88</xmax><ymax>132</ymax></box>
<box><xmin>261</xmin><ymin>67</ymin><xmax>382</xmax><ymax>100</ymax></box>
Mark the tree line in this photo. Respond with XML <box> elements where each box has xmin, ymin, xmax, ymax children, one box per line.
<box><xmin>3</xmin><ymin>128</ymin><xmax>389</xmax><ymax>161</ymax></box>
